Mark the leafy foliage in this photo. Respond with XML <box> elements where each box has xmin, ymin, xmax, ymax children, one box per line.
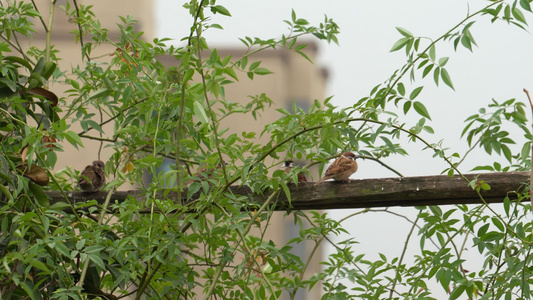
<box><xmin>0</xmin><ymin>0</ymin><xmax>532</xmax><ymax>299</ymax></box>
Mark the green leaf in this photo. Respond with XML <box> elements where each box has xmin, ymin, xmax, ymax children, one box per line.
<box><xmin>55</xmin><ymin>242</ymin><xmax>71</xmax><ymax>257</ymax></box>
<box><xmin>491</xmin><ymin>217</ymin><xmax>505</xmax><ymax>232</ymax></box>
<box><xmin>461</xmin><ymin>35</ymin><xmax>473</xmax><ymax>52</ymax></box>
<box><xmin>291</xmin><ymin>9</ymin><xmax>296</xmax><ymax>22</ymax></box>
<box><xmin>504</xmin><ymin>5</ymin><xmax>511</xmax><ymax>21</ymax></box>
<box><xmin>88</xmin><ymin>253</ymin><xmax>106</xmax><ymax>270</ymax></box>
<box><xmin>3</xmin><ymin>56</ymin><xmax>32</xmax><ymax>70</ymax></box>
<box><xmin>19</xmin><ymin>280</ymin><xmax>41</xmax><ymax>300</ymax></box>
<box><xmin>380</xmin><ymin>136</ymin><xmax>395</xmax><ymax>150</ymax></box>
<box><xmin>0</xmin><ymin>185</ymin><xmax>12</xmax><ymax>201</ymax></box>
<box><xmin>0</xmin><ymin>78</ymin><xmax>17</xmax><ymax>92</ymax></box>
<box><xmin>390</xmin><ymin>37</ymin><xmax>410</xmax><ymax>52</ymax></box>
<box><xmin>84</xmin><ymin>245</ymin><xmax>106</xmax><ymax>253</ymax></box>
<box><xmin>403</xmin><ymin>101</ymin><xmax>411</xmax><ymax>114</ymax></box>
<box><xmin>503</xmin><ymin>196</ymin><xmax>511</xmax><ymax>216</ymax></box>
<box><xmin>281</xmin><ymin>182</ymin><xmax>291</xmax><ymax>205</ymax></box>
<box><xmin>409</xmin><ymin>86</ymin><xmax>424</xmax><ymax>100</ymax></box>
<box><xmin>193</xmin><ymin>101</ymin><xmax>209</xmax><ymax>124</ymax></box>
<box><xmin>209</xmin><ymin>48</ymin><xmax>218</xmax><ymax>63</ymax></box>
<box><xmin>211</xmin><ymin>5</ymin><xmax>231</xmax><ymax>16</ymax></box>
<box><xmin>440</xmin><ymin>68</ymin><xmax>454</xmax><ymax>90</ymax></box>
<box><xmin>512</xmin><ymin>7</ymin><xmax>527</xmax><ymax>24</ymax></box>
<box><xmin>397</xmin><ymin>82</ymin><xmax>405</xmax><ymax>96</ymax></box>
<box><xmin>295</xmin><ymin>18</ymin><xmax>309</xmax><ymax>26</ymax></box>
<box><xmin>64</xmin><ymin>131</ymin><xmax>83</xmax><ymax>148</ymax></box>
<box><xmin>254</xmin><ymin>67</ymin><xmax>273</xmax><ymax>75</ymax></box>
<box><xmin>520</xmin><ymin>0</ymin><xmax>532</xmax><ymax>12</ymax></box>
<box><xmin>422</xmin><ymin>64</ymin><xmax>433</xmax><ymax>78</ymax></box>
<box><xmin>183</xmin><ymin>68</ymin><xmax>194</xmax><ymax>83</ymax></box>
<box><xmin>396</xmin><ymin>27</ymin><xmax>413</xmax><ymax>37</ymax></box>
<box><xmin>422</xmin><ymin>126</ymin><xmax>434</xmax><ymax>134</ymax></box>
<box><xmin>239</xmin><ymin>56</ymin><xmax>248</xmax><ymax>69</ymax></box>
<box><xmin>413</xmin><ymin>101</ymin><xmax>431</xmax><ymax>120</ymax></box>
<box><xmin>42</xmin><ymin>62</ymin><xmax>57</xmax><ymax>80</ymax></box>
<box><xmin>49</xmin><ymin>202</ymin><xmax>70</xmax><ymax>210</ymax></box>
<box><xmin>89</xmin><ymin>88</ymin><xmax>111</xmax><ymax>100</ymax></box>
<box><xmin>224</xmin><ymin>67</ymin><xmax>238</xmax><ymax>81</ymax></box>
<box><xmin>521</xmin><ymin>142</ymin><xmax>531</xmax><ymax>161</ymax></box>
<box><xmin>433</xmin><ymin>67</ymin><xmax>440</xmax><ymax>86</ymax></box>
<box><xmin>500</xmin><ymin>144</ymin><xmax>512</xmax><ymax>163</ymax></box>
<box><xmin>429</xmin><ymin>45</ymin><xmax>436</xmax><ymax>61</ymax></box>
<box><xmin>249</xmin><ymin>61</ymin><xmax>261</xmax><ymax>71</ymax></box>
<box><xmin>471</xmin><ymin>165</ymin><xmax>494</xmax><ymax>171</ymax></box>
<box><xmin>29</xmin><ymin>181</ymin><xmax>50</xmax><ymax>207</ymax></box>
<box><xmin>438</xmin><ymin>57</ymin><xmax>449</xmax><ymax>67</ymax></box>
<box><xmin>33</xmin><ymin>57</ymin><xmax>45</xmax><ymax>74</ymax></box>
<box><xmin>29</xmin><ymin>258</ymin><xmax>51</xmax><ymax>273</ymax></box>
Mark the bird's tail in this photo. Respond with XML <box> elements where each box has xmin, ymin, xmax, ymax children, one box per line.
<box><xmin>313</xmin><ymin>176</ymin><xmax>329</xmax><ymax>186</ymax></box>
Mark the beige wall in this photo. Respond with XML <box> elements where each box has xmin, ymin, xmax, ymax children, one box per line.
<box><xmin>210</xmin><ymin>44</ymin><xmax>327</xmax><ymax>300</ymax></box>
<box><xmin>23</xmin><ymin>1</ymin><xmax>152</xmax><ymax>179</ymax></box>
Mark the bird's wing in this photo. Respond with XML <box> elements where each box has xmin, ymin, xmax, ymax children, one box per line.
<box><xmin>324</xmin><ymin>159</ymin><xmax>352</xmax><ymax>177</ymax></box>
<box><xmin>95</xmin><ymin>167</ymin><xmax>105</xmax><ymax>181</ymax></box>
<box><xmin>78</xmin><ymin>165</ymin><xmax>93</xmax><ymax>184</ymax></box>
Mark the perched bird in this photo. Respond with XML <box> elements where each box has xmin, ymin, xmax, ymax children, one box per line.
<box><xmin>314</xmin><ymin>152</ymin><xmax>358</xmax><ymax>186</ymax></box>
<box><xmin>78</xmin><ymin>160</ymin><xmax>106</xmax><ymax>192</ymax></box>
<box><xmin>282</xmin><ymin>160</ymin><xmax>307</xmax><ymax>182</ymax></box>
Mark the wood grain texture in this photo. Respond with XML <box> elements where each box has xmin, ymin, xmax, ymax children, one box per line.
<box><xmin>45</xmin><ymin>172</ymin><xmax>529</xmax><ymax>211</ymax></box>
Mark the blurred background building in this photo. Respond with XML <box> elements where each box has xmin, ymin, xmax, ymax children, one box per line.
<box><xmin>29</xmin><ymin>1</ymin><xmax>329</xmax><ymax>299</ymax></box>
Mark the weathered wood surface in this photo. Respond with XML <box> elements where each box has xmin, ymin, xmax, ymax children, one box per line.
<box><xmin>47</xmin><ymin>172</ymin><xmax>529</xmax><ymax>210</ymax></box>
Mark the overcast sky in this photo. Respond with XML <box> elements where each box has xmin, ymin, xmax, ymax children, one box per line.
<box><xmin>155</xmin><ymin>1</ymin><xmax>533</xmax><ymax>297</ymax></box>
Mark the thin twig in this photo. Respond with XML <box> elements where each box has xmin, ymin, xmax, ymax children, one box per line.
<box><xmin>522</xmin><ymin>88</ymin><xmax>533</xmax><ymax>211</ymax></box>
<box><xmin>77</xmin><ymin>188</ymin><xmax>116</xmax><ymax>293</ymax></box>
<box><xmin>72</xmin><ymin>0</ymin><xmax>90</xmax><ymax>61</ymax></box>
<box><xmin>389</xmin><ymin>215</ymin><xmax>420</xmax><ymax>298</ymax></box>
<box><xmin>359</xmin><ymin>155</ymin><xmax>404</xmax><ymax>177</ymax></box>
<box><xmin>195</xmin><ymin>28</ymin><xmax>229</xmax><ymax>185</ymax></box>
<box><xmin>45</xmin><ymin>0</ymin><xmax>57</xmax><ymax>64</ymax></box>
<box><xmin>77</xmin><ymin>97</ymin><xmax>148</xmax><ymax>136</ymax></box>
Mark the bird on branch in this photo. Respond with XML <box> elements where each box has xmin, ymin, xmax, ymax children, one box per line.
<box><xmin>282</xmin><ymin>160</ymin><xmax>307</xmax><ymax>183</ymax></box>
<box><xmin>78</xmin><ymin>160</ymin><xmax>106</xmax><ymax>192</ymax></box>
<box><xmin>314</xmin><ymin>152</ymin><xmax>358</xmax><ymax>186</ymax></box>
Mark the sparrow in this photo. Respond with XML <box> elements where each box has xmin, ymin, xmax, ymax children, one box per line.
<box><xmin>314</xmin><ymin>152</ymin><xmax>358</xmax><ymax>186</ymax></box>
<box><xmin>282</xmin><ymin>160</ymin><xmax>307</xmax><ymax>182</ymax></box>
<box><xmin>78</xmin><ymin>160</ymin><xmax>106</xmax><ymax>192</ymax></box>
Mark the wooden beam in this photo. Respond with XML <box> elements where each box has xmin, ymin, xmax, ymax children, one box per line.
<box><xmin>47</xmin><ymin>172</ymin><xmax>529</xmax><ymax>211</ymax></box>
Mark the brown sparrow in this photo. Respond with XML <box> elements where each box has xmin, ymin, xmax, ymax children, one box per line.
<box><xmin>314</xmin><ymin>152</ymin><xmax>358</xmax><ymax>186</ymax></box>
<box><xmin>78</xmin><ymin>160</ymin><xmax>106</xmax><ymax>192</ymax></box>
<box><xmin>282</xmin><ymin>160</ymin><xmax>307</xmax><ymax>182</ymax></box>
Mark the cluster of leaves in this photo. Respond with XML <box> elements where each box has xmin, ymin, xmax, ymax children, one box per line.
<box><xmin>1</xmin><ymin>0</ymin><xmax>533</xmax><ymax>299</ymax></box>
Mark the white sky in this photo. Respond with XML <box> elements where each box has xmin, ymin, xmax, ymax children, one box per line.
<box><xmin>155</xmin><ymin>1</ymin><xmax>533</xmax><ymax>298</ymax></box>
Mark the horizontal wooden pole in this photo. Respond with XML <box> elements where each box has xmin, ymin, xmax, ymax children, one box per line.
<box><xmin>286</xmin><ymin>171</ymin><xmax>529</xmax><ymax>209</ymax></box>
<box><xmin>47</xmin><ymin>172</ymin><xmax>529</xmax><ymax>211</ymax></box>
